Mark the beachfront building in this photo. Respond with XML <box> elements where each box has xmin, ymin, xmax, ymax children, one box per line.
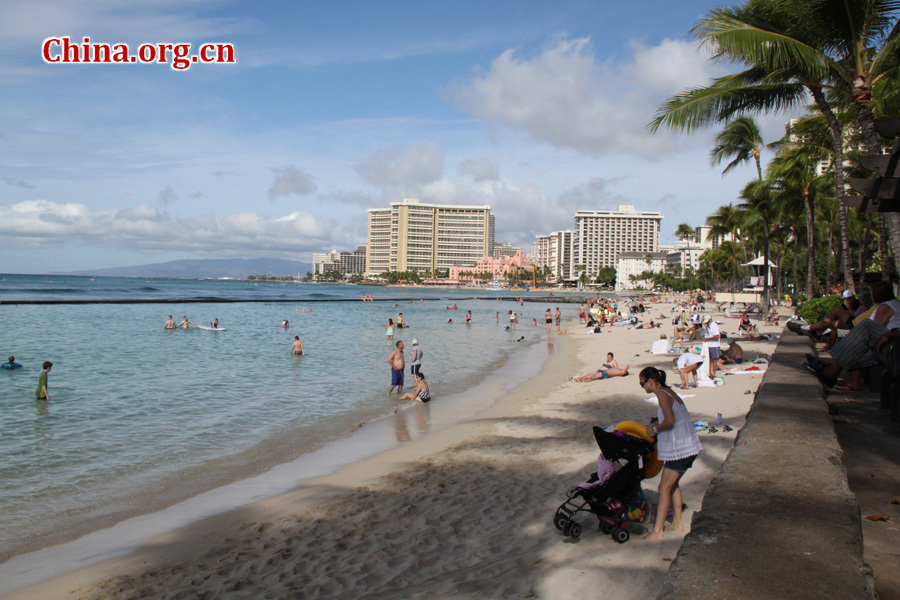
<box><xmin>312</xmin><ymin>246</ymin><xmax>367</xmax><ymax>279</ymax></box>
<box><xmin>616</xmin><ymin>251</ymin><xmax>669</xmax><ymax>291</ymax></box>
<box><xmin>493</xmin><ymin>242</ymin><xmax>521</xmax><ymax>258</ymax></box>
<box><xmin>447</xmin><ymin>248</ymin><xmax>530</xmax><ymax>284</ymax></box>
<box><xmin>572</xmin><ymin>205</ymin><xmax>663</xmax><ymax>279</ymax></box>
<box><xmin>531</xmin><ymin>230</ymin><xmax>574</xmax><ymax>283</ymax></box>
<box><xmin>366</xmin><ymin>199</ymin><xmax>493</xmax><ymax>277</ymax></box>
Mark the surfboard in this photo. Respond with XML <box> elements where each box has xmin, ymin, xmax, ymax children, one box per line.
<box><xmin>196</xmin><ymin>325</ymin><xmax>226</xmax><ymax>331</ymax></box>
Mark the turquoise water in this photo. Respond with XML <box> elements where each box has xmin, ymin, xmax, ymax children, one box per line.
<box><xmin>0</xmin><ymin>277</ymin><xmax>576</xmax><ymax>560</ymax></box>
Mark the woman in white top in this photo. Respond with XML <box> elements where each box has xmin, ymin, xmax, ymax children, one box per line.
<box><xmin>639</xmin><ymin>366</ymin><xmax>703</xmax><ymax>541</ymax></box>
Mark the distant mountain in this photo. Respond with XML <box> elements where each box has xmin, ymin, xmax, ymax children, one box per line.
<box><xmin>65</xmin><ymin>258</ymin><xmax>313</xmax><ymax>279</ymax></box>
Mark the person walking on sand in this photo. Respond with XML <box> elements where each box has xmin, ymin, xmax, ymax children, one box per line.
<box><xmin>410</xmin><ymin>339</ymin><xmax>423</xmax><ymax>376</ymax></box>
<box><xmin>386</xmin><ymin>318</ymin><xmax>395</xmax><ymax>342</ymax></box>
<box><xmin>398</xmin><ymin>371</ymin><xmax>430</xmax><ymax>403</ymax></box>
<box><xmin>388</xmin><ymin>341</ymin><xmax>405</xmax><ymax>395</ymax></box>
<box><xmin>555</xmin><ymin>307</ymin><xmax>562</xmax><ymax>333</ymax></box>
<box><xmin>36</xmin><ymin>361</ymin><xmax>52</xmax><ymax>400</ymax></box>
<box><xmin>545</xmin><ymin>308</ymin><xmax>552</xmax><ymax>334</ymax></box>
<box><xmin>291</xmin><ymin>336</ymin><xmax>305</xmax><ymax>355</ymax></box>
<box><xmin>640</xmin><ymin>366</ymin><xmax>702</xmax><ymax>541</ymax></box>
<box><xmin>164</xmin><ymin>315</ymin><xmax>176</xmax><ymax>329</ymax></box>
<box><xmin>702</xmin><ymin>315</ymin><xmax>721</xmax><ymax>379</ymax></box>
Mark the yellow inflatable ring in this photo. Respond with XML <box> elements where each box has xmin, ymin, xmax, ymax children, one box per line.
<box><xmin>613</xmin><ymin>420</ymin><xmax>663</xmax><ymax>478</ymax></box>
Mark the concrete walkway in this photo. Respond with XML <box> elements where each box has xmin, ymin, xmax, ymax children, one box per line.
<box><xmin>658</xmin><ymin>334</ymin><xmax>873</xmax><ymax>599</ymax></box>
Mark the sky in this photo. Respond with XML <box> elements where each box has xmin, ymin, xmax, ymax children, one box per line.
<box><xmin>0</xmin><ymin>0</ymin><xmax>800</xmax><ymax>273</ymax></box>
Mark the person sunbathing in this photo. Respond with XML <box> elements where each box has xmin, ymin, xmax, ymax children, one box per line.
<box><xmin>571</xmin><ymin>360</ymin><xmax>630</xmax><ymax>382</ymax></box>
<box><xmin>763</xmin><ymin>309</ymin><xmax>779</xmax><ymax>325</ymax></box>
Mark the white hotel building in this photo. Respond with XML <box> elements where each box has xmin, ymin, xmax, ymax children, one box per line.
<box><xmin>366</xmin><ymin>199</ymin><xmax>493</xmax><ymax>277</ymax></box>
<box><xmin>572</xmin><ymin>205</ymin><xmax>663</xmax><ymax>278</ymax></box>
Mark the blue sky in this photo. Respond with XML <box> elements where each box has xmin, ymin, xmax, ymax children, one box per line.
<box><xmin>0</xmin><ymin>0</ymin><xmax>797</xmax><ymax>273</ymax></box>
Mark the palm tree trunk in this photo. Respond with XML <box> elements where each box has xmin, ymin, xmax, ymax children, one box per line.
<box><xmin>792</xmin><ymin>234</ymin><xmax>799</xmax><ymax>298</ymax></box>
<box><xmin>762</xmin><ymin>221</ymin><xmax>770</xmax><ymax>311</ymax></box>
<box><xmin>810</xmin><ymin>87</ymin><xmax>854</xmax><ymax>292</ymax></box>
<box><xmin>880</xmin><ymin>215</ymin><xmax>891</xmax><ymax>282</ymax></box>
<box><xmin>804</xmin><ymin>190</ymin><xmax>817</xmax><ymax>298</ymax></box>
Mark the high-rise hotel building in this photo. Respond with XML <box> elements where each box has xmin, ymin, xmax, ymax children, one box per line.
<box><xmin>572</xmin><ymin>205</ymin><xmax>662</xmax><ymax>277</ymax></box>
<box><xmin>366</xmin><ymin>199</ymin><xmax>493</xmax><ymax>276</ymax></box>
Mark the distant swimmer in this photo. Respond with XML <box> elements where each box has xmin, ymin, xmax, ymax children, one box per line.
<box><xmin>398</xmin><ymin>371</ymin><xmax>430</xmax><ymax>403</ymax></box>
<box><xmin>465</xmin><ymin>310</ymin><xmax>472</xmax><ymax>325</ymax></box>
<box><xmin>281</xmin><ymin>320</ymin><xmax>290</xmax><ymax>329</ymax></box>
<box><xmin>1</xmin><ymin>356</ymin><xmax>23</xmax><ymax>369</ymax></box>
<box><xmin>180</xmin><ymin>316</ymin><xmax>191</xmax><ymax>329</ymax></box>
<box><xmin>291</xmin><ymin>336</ymin><xmax>305</xmax><ymax>355</ymax></box>
<box><xmin>164</xmin><ymin>315</ymin><xmax>176</xmax><ymax>329</ymax></box>
<box><xmin>388</xmin><ymin>341</ymin><xmax>405</xmax><ymax>396</ymax></box>
<box><xmin>397</xmin><ymin>312</ymin><xmax>406</xmax><ymax>328</ymax></box>
<box><xmin>386</xmin><ymin>318</ymin><xmax>395</xmax><ymax>342</ymax></box>
<box><xmin>211</xmin><ymin>318</ymin><xmax>220</xmax><ymax>329</ymax></box>
<box><xmin>447</xmin><ymin>318</ymin><xmax>453</xmax><ymax>324</ymax></box>
<box><xmin>36</xmin><ymin>361</ymin><xmax>52</xmax><ymax>400</ymax></box>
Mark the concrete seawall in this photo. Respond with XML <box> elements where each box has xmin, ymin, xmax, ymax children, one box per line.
<box><xmin>659</xmin><ymin>334</ymin><xmax>874</xmax><ymax>599</ymax></box>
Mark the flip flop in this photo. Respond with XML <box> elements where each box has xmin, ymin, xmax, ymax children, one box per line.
<box><xmin>803</xmin><ymin>362</ymin><xmax>836</xmax><ymax>388</ymax></box>
<box><xmin>834</xmin><ymin>384</ymin><xmax>863</xmax><ymax>391</ymax></box>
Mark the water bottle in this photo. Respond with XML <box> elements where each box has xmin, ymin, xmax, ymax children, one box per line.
<box><xmin>717</xmin><ymin>412</ymin><xmax>723</xmax><ymax>427</ymax></box>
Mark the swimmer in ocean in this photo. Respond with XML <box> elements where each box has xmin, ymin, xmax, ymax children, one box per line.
<box><xmin>164</xmin><ymin>315</ymin><xmax>176</xmax><ymax>330</ymax></box>
<box><xmin>2</xmin><ymin>356</ymin><xmax>23</xmax><ymax>369</ymax></box>
<box><xmin>211</xmin><ymin>318</ymin><xmax>219</xmax><ymax>329</ymax></box>
<box><xmin>281</xmin><ymin>319</ymin><xmax>290</xmax><ymax>329</ymax></box>
<box><xmin>291</xmin><ymin>336</ymin><xmax>305</xmax><ymax>355</ymax></box>
<box><xmin>180</xmin><ymin>316</ymin><xmax>192</xmax><ymax>329</ymax></box>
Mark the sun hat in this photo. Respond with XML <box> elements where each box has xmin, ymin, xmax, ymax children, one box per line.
<box><xmin>842</xmin><ymin>290</ymin><xmax>854</xmax><ymax>299</ymax></box>
<box><xmin>703</xmin><ymin>315</ymin><xmax>712</xmax><ymax>323</ymax></box>
<box><xmin>412</xmin><ymin>339</ymin><xmax>418</xmax><ymax>345</ymax></box>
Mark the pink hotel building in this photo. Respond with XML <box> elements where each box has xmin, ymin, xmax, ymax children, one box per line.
<box><xmin>446</xmin><ymin>248</ymin><xmax>530</xmax><ymax>284</ymax></box>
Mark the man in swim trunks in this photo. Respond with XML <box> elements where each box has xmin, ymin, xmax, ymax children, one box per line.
<box><xmin>397</xmin><ymin>313</ymin><xmax>405</xmax><ymax>328</ymax></box>
<box><xmin>555</xmin><ymin>307</ymin><xmax>562</xmax><ymax>332</ymax></box>
<box><xmin>388</xmin><ymin>340</ymin><xmax>405</xmax><ymax>395</ymax></box>
<box><xmin>164</xmin><ymin>315</ymin><xmax>176</xmax><ymax>329</ymax></box>
<box><xmin>571</xmin><ymin>361</ymin><xmax>630</xmax><ymax>382</ymax></box>
<box><xmin>291</xmin><ymin>336</ymin><xmax>305</xmax><ymax>355</ymax></box>
<box><xmin>180</xmin><ymin>316</ymin><xmax>191</xmax><ymax>329</ymax></box>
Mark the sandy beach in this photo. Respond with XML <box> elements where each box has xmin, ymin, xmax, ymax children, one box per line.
<box><xmin>2</xmin><ymin>300</ymin><xmax>779</xmax><ymax>600</ymax></box>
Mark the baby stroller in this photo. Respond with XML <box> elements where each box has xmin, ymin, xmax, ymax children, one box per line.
<box><xmin>553</xmin><ymin>422</ymin><xmax>661</xmax><ymax>543</ymax></box>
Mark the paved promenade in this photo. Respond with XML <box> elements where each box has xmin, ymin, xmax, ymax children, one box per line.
<box><xmin>659</xmin><ymin>333</ymin><xmax>874</xmax><ymax>599</ymax></box>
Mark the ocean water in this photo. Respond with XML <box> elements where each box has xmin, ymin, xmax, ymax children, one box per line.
<box><xmin>0</xmin><ymin>275</ymin><xmax>575</xmax><ymax>560</ymax></box>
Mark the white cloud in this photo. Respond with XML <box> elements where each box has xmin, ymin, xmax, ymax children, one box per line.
<box><xmin>449</xmin><ymin>36</ymin><xmax>726</xmax><ymax>158</ymax></box>
<box><xmin>458</xmin><ymin>157</ymin><xmax>500</xmax><ymax>182</ymax></box>
<box><xmin>0</xmin><ymin>199</ymin><xmax>348</xmax><ymax>256</ymax></box>
<box><xmin>268</xmin><ymin>166</ymin><xmax>318</xmax><ymax>200</ymax></box>
<box><xmin>355</xmin><ymin>143</ymin><xmax>445</xmax><ymax>193</ymax></box>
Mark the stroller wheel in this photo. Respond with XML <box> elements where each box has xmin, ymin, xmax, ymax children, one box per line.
<box><xmin>553</xmin><ymin>513</ymin><xmax>568</xmax><ymax>531</ymax></box>
<box><xmin>613</xmin><ymin>528</ymin><xmax>630</xmax><ymax>544</ymax></box>
<box><xmin>569</xmin><ymin>522</ymin><xmax>582</xmax><ymax>539</ymax></box>
<box><xmin>563</xmin><ymin>520</ymin><xmax>574</xmax><ymax>537</ymax></box>
<box><xmin>600</xmin><ymin>522</ymin><xmax>615</xmax><ymax>535</ymax></box>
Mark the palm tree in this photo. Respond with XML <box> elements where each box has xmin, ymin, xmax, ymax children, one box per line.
<box><xmin>675</xmin><ymin>223</ymin><xmax>698</xmax><ymax>244</ymax></box>
<box><xmin>737</xmin><ymin>178</ymin><xmax>776</xmax><ymax>308</ymax></box>
<box><xmin>706</xmin><ymin>203</ymin><xmax>750</xmax><ymax>274</ymax></box>
<box><xmin>769</xmin><ymin>140</ymin><xmax>834</xmax><ymax>298</ymax></box>
<box><xmin>710</xmin><ymin>116</ymin><xmax>766</xmax><ymax>180</ymax></box>
<box><xmin>650</xmin><ymin>0</ymin><xmax>900</xmax><ymax>289</ymax></box>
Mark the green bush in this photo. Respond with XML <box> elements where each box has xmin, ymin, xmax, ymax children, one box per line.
<box><xmin>798</xmin><ymin>294</ymin><xmax>842</xmax><ymax>323</ymax></box>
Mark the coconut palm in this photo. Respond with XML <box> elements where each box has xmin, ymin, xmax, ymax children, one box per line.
<box><xmin>650</xmin><ymin>0</ymin><xmax>900</xmax><ymax>289</ymax></box>
<box><xmin>737</xmin><ymin>178</ymin><xmax>776</xmax><ymax>307</ymax></box>
<box><xmin>676</xmin><ymin>223</ymin><xmax>698</xmax><ymax>243</ymax></box>
<box><xmin>710</xmin><ymin>116</ymin><xmax>766</xmax><ymax>180</ymax></box>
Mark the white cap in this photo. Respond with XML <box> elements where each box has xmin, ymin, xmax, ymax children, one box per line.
<box><xmin>842</xmin><ymin>290</ymin><xmax>854</xmax><ymax>299</ymax></box>
<box><xmin>703</xmin><ymin>315</ymin><xmax>712</xmax><ymax>323</ymax></box>
<box><xmin>412</xmin><ymin>339</ymin><xmax>418</xmax><ymax>345</ymax></box>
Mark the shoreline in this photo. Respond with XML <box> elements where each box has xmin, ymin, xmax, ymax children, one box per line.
<box><xmin>2</xmin><ymin>303</ymin><xmax>778</xmax><ymax>599</ymax></box>
<box><xmin>0</xmin><ymin>328</ymin><xmax>554</xmax><ymax>595</ymax></box>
